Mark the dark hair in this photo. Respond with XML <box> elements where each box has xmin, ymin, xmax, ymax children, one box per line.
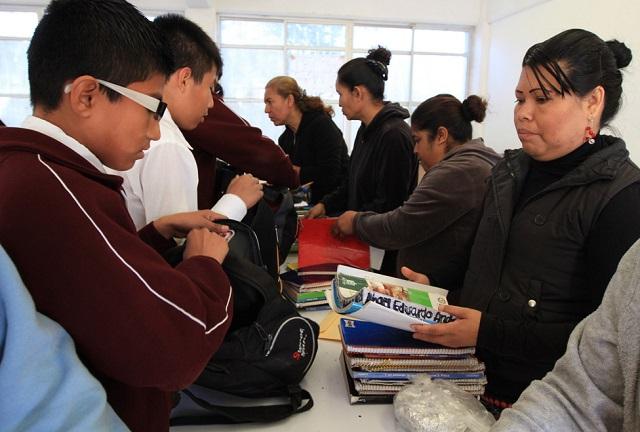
<box><xmin>522</xmin><ymin>28</ymin><xmax>632</xmax><ymax>127</ymax></box>
<box><xmin>154</xmin><ymin>14</ymin><xmax>222</xmax><ymax>83</ymax></box>
<box><xmin>0</xmin><ymin>118</ymin><xmax>5</xmax><ymax>127</ymax></box>
<box><xmin>337</xmin><ymin>46</ymin><xmax>391</xmax><ymax>101</ymax></box>
<box><xmin>27</xmin><ymin>0</ymin><xmax>173</xmax><ymax>111</ymax></box>
<box><xmin>411</xmin><ymin>94</ymin><xmax>487</xmax><ymax>143</ymax></box>
<box><xmin>266</xmin><ymin>76</ymin><xmax>334</xmax><ymax>116</ymax></box>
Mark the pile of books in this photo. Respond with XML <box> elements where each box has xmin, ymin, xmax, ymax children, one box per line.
<box><xmin>282</xmin><ymin>219</ymin><xmax>370</xmax><ymax>310</ymax></box>
<box><xmin>339</xmin><ymin>318</ymin><xmax>487</xmax><ymax>404</ymax></box>
<box><xmin>281</xmin><ymin>265</ymin><xmax>334</xmax><ymax>310</ymax></box>
<box><xmin>324</xmin><ymin>266</ymin><xmax>486</xmax><ymax>403</ymax></box>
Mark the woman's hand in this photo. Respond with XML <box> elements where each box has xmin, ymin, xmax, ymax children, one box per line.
<box><xmin>411</xmin><ymin>305</ymin><xmax>481</xmax><ymax>348</ymax></box>
<box><xmin>400</xmin><ymin>266</ymin><xmax>430</xmax><ymax>285</ymax></box>
<box><xmin>332</xmin><ymin>210</ymin><xmax>357</xmax><ymax>237</ymax></box>
<box><xmin>306</xmin><ymin>203</ymin><xmax>326</xmax><ymax>219</ymax></box>
<box><xmin>153</xmin><ymin>210</ymin><xmax>229</xmax><ymax>239</ymax></box>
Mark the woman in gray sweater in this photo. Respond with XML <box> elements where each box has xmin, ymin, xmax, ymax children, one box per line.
<box><xmin>334</xmin><ymin>94</ymin><xmax>501</xmax><ymax>292</ymax></box>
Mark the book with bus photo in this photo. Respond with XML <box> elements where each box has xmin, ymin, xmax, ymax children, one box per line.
<box><xmin>327</xmin><ymin>265</ymin><xmax>455</xmax><ymax>332</ymax></box>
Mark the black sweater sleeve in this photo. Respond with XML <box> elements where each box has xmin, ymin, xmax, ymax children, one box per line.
<box><xmin>585</xmin><ymin>182</ymin><xmax>640</xmax><ymax>308</ymax></box>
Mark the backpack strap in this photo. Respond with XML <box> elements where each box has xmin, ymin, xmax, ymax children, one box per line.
<box><xmin>170</xmin><ymin>385</ymin><xmax>313</xmax><ymax>425</ymax></box>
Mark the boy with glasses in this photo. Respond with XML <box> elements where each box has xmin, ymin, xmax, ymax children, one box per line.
<box><xmin>0</xmin><ymin>1</ymin><xmax>234</xmax><ymax>430</ymax></box>
<box><xmin>115</xmin><ymin>14</ymin><xmax>264</xmax><ymax>230</ymax></box>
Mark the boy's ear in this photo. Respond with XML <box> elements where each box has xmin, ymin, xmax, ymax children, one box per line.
<box><xmin>66</xmin><ymin>75</ymin><xmax>101</xmax><ymax>118</ymax></box>
<box><xmin>176</xmin><ymin>67</ymin><xmax>193</xmax><ymax>91</ymax></box>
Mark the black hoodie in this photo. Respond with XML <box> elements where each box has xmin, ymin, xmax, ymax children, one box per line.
<box><xmin>278</xmin><ymin>110</ymin><xmax>348</xmax><ymax>204</ymax></box>
<box><xmin>321</xmin><ymin>102</ymin><xmax>416</xmax><ymax>214</ymax></box>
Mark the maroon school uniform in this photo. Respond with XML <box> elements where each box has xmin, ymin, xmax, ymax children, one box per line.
<box><xmin>183</xmin><ymin>94</ymin><xmax>300</xmax><ymax>209</ymax></box>
<box><xmin>0</xmin><ymin>127</ymin><xmax>233</xmax><ymax>431</ymax></box>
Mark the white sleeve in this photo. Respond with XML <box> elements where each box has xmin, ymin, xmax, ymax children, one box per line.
<box><xmin>211</xmin><ymin>193</ymin><xmax>247</xmax><ymax>221</ymax></box>
<box><xmin>138</xmin><ymin>141</ymin><xmax>199</xmax><ymax>224</ymax></box>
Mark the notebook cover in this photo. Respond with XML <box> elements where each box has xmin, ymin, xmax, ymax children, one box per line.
<box><xmin>298</xmin><ymin>218</ymin><xmax>370</xmax><ymax>270</ymax></box>
<box><xmin>339</xmin><ymin>318</ymin><xmax>474</xmax><ymax>356</ymax></box>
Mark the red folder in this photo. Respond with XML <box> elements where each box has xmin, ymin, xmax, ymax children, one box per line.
<box><xmin>298</xmin><ymin>218</ymin><xmax>370</xmax><ymax>270</ymax></box>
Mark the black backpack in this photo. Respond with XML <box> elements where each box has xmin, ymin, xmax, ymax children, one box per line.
<box><xmin>169</xmin><ymin>219</ymin><xmax>319</xmax><ymax>425</ymax></box>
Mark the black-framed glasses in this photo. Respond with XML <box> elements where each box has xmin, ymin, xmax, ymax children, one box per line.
<box><xmin>64</xmin><ymin>79</ymin><xmax>167</xmax><ymax>120</ymax></box>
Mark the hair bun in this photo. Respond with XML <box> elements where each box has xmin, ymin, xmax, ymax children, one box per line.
<box><xmin>461</xmin><ymin>95</ymin><xmax>488</xmax><ymax>123</ymax></box>
<box><xmin>606</xmin><ymin>39</ymin><xmax>632</xmax><ymax>68</ymax></box>
<box><xmin>366</xmin><ymin>45</ymin><xmax>391</xmax><ymax>66</ymax></box>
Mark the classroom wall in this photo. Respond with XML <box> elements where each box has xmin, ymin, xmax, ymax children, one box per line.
<box><xmin>483</xmin><ymin>0</ymin><xmax>640</xmax><ymax>162</ymax></box>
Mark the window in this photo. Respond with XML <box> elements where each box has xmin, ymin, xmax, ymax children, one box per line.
<box><xmin>0</xmin><ymin>10</ymin><xmax>40</xmax><ymax>126</ymax></box>
<box><xmin>218</xmin><ymin>17</ymin><xmax>471</xmax><ymax>149</ymax></box>
<box><xmin>0</xmin><ymin>8</ymin><xmax>175</xmax><ymax>127</ymax></box>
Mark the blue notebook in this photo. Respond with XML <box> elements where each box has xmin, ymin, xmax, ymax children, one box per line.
<box><xmin>339</xmin><ymin>318</ymin><xmax>475</xmax><ymax>356</ymax></box>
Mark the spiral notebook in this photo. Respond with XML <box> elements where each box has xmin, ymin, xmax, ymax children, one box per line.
<box><xmin>339</xmin><ymin>318</ymin><xmax>475</xmax><ymax>357</ymax></box>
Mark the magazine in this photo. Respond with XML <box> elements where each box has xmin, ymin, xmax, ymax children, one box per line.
<box><xmin>327</xmin><ymin>265</ymin><xmax>455</xmax><ymax>332</ymax></box>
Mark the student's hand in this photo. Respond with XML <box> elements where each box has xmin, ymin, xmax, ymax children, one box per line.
<box><xmin>153</xmin><ymin>210</ymin><xmax>229</xmax><ymax>239</ymax></box>
<box><xmin>306</xmin><ymin>203</ymin><xmax>326</xmax><ymax>219</ymax></box>
<box><xmin>227</xmin><ymin>174</ymin><xmax>264</xmax><ymax>209</ymax></box>
<box><xmin>333</xmin><ymin>211</ymin><xmax>357</xmax><ymax>237</ymax></box>
<box><xmin>410</xmin><ymin>305</ymin><xmax>481</xmax><ymax>348</ymax></box>
<box><xmin>183</xmin><ymin>228</ymin><xmax>229</xmax><ymax>264</ymax></box>
<box><xmin>400</xmin><ymin>266</ymin><xmax>430</xmax><ymax>285</ymax></box>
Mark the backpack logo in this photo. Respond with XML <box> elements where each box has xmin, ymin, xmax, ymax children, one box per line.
<box><xmin>297</xmin><ymin>328</ymin><xmax>308</xmax><ymax>359</ymax></box>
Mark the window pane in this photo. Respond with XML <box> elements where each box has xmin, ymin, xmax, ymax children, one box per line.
<box><xmin>353</xmin><ymin>26</ymin><xmax>412</xmax><ymax>52</ymax></box>
<box><xmin>220</xmin><ymin>19</ymin><xmax>283</xmax><ymax>46</ymax></box>
<box><xmin>384</xmin><ymin>54</ymin><xmax>410</xmax><ymax>103</ymax></box>
<box><xmin>0</xmin><ymin>11</ymin><xmax>38</xmax><ymax>37</ymax></box>
<box><xmin>220</xmin><ymin>48</ymin><xmax>284</xmax><ymax>99</ymax></box>
<box><xmin>287</xmin><ymin>50</ymin><xmax>345</xmax><ymax>100</ymax></box>
<box><xmin>412</xmin><ymin>55</ymin><xmax>467</xmax><ymax>102</ymax></box>
<box><xmin>224</xmin><ymin>100</ymin><xmax>284</xmax><ymax>143</ymax></box>
<box><xmin>414</xmin><ymin>29</ymin><xmax>468</xmax><ymax>54</ymax></box>
<box><xmin>0</xmin><ymin>96</ymin><xmax>31</xmax><ymax>126</ymax></box>
<box><xmin>0</xmin><ymin>40</ymin><xmax>30</xmax><ymax>94</ymax></box>
<box><xmin>286</xmin><ymin>23</ymin><xmax>345</xmax><ymax>47</ymax></box>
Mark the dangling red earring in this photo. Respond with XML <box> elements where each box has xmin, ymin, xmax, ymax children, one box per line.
<box><xmin>585</xmin><ymin>126</ymin><xmax>596</xmax><ymax>144</ymax></box>
<box><xmin>585</xmin><ymin>116</ymin><xmax>596</xmax><ymax>144</ymax></box>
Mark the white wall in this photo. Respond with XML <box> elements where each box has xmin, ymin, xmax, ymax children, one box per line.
<box><xmin>213</xmin><ymin>0</ymin><xmax>481</xmax><ymax>25</ymax></box>
<box><xmin>483</xmin><ymin>0</ymin><xmax>640</xmax><ymax>162</ymax></box>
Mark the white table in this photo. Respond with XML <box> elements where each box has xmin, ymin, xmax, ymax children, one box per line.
<box><xmin>171</xmin><ymin>310</ymin><xmax>397</xmax><ymax>432</ymax></box>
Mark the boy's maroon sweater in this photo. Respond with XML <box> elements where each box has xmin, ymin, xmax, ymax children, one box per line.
<box><xmin>183</xmin><ymin>94</ymin><xmax>300</xmax><ymax>209</ymax></box>
<box><xmin>0</xmin><ymin>127</ymin><xmax>233</xmax><ymax>431</ymax></box>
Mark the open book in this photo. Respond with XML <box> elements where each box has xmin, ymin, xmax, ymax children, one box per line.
<box><xmin>327</xmin><ymin>266</ymin><xmax>455</xmax><ymax>332</ymax></box>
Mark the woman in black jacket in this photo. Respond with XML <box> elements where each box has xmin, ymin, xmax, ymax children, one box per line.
<box><xmin>307</xmin><ymin>46</ymin><xmax>417</xmax><ymax>275</ymax></box>
<box><xmin>405</xmin><ymin>29</ymin><xmax>640</xmax><ymax>415</ymax></box>
<box><xmin>264</xmin><ymin>76</ymin><xmax>348</xmax><ymax>204</ymax></box>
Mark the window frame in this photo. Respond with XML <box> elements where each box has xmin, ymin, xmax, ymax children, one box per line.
<box><xmin>0</xmin><ymin>6</ymin><xmax>44</xmax><ymax>125</ymax></box>
<box><xmin>217</xmin><ymin>14</ymin><xmax>473</xmax><ymax>148</ymax></box>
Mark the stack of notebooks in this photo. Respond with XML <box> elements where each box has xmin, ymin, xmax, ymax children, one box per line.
<box><xmin>339</xmin><ymin>318</ymin><xmax>487</xmax><ymax>404</ymax></box>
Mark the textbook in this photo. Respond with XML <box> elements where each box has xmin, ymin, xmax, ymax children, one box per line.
<box><xmin>340</xmin><ymin>318</ymin><xmax>474</xmax><ymax>357</ymax></box>
<box><xmin>328</xmin><ymin>266</ymin><xmax>454</xmax><ymax>332</ymax></box>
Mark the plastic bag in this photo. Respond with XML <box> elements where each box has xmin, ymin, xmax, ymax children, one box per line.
<box><xmin>394</xmin><ymin>376</ymin><xmax>495</xmax><ymax>432</ymax></box>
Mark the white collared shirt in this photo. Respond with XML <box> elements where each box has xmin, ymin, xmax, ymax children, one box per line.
<box><xmin>112</xmin><ymin>109</ymin><xmax>246</xmax><ymax>230</ymax></box>
<box><xmin>21</xmin><ymin>116</ymin><xmax>106</xmax><ymax>173</ymax></box>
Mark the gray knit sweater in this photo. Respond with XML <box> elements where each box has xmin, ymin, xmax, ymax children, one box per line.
<box><xmin>492</xmin><ymin>238</ymin><xmax>640</xmax><ymax>431</ymax></box>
